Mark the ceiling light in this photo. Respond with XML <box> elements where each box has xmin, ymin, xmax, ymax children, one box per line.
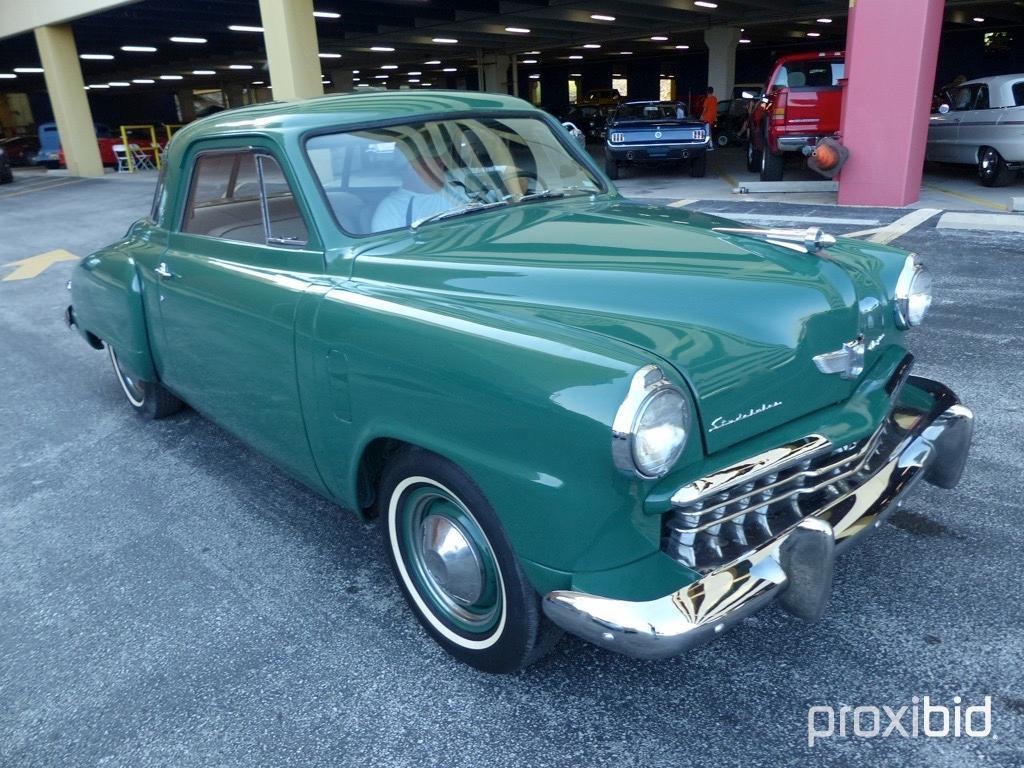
<box><xmin>570</xmin><ymin>72</ymin><xmax>582</xmax><ymax>77</ymax></box>
<box><xmin>132</xmin><ymin>78</ymin><xmax>154</xmax><ymax>83</ymax></box>
<box><xmin>193</xmin><ymin>70</ymin><xmax>215</xmax><ymax>75</ymax></box>
<box><xmin>407</xmin><ymin>70</ymin><xmax>422</xmax><ymax>75</ymax></box>
<box><xmin>313</xmin><ymin>11</ymin><xmax>340</xmax><ymax>18</ymax></box>
<box><xmin>408</xmin><ymin>79</ymin><xmax>420</xmax><ymax>83</ymax></box>
<box><xmin>591</xmin><ymin>14</ymin><xmax>615</xmax><ymax>21</ymax></box>
<box><xmin>357</xmin><ymin>83</ymin><xmax>370</xmax><ymax>87</ymax></box>
<box><xmin>505</xmin><ymin>27</ymin><xmax>531</xmax><ymax>33</ymax></box>
<box><xmin>352</xmin><ymin>77</ymin><xmax>360</xmax><ymax>81</ymax></box>
<box><xmin>675</xmin><ymin>44</ymin><xmax>690</xmax><ymax>49</ymax></box>
<box><xmin>89</xmin><ymin>83</ymin><xmax>110</xmax><ymax>89</ymax></box>
<box><xmin>381</xmin><ymin>65</ymin><xmax>398</xmax><ymax>70</ymax></box>
<box><xmin>424</xmin><ymin>59</ymin><xmax>441</xmax><ymax>65</ymax></box>
<box><xmin>371</xmin><ymin>46</ymin><xmax>395</xmax><ymax>52</ymax></box>
<box><xmin>170</xmin><ymin>37</ymin><xmax>206</xmax><ymax>44</ymax></box>
<box><xmin>443</xmin><ymin>67</ymin><xmax>457</xmax><ymax>72</ymax></box>
<box><xmin>352</xmin><ymin>69</ymin><xmax>360</xmax><ymax>74</ymax></box>
<box><xmin>80</xmin><ymin>54</ymin><xmax>114</xmax><ymax>60</ymax></box>
<box><xmin>121</xmin><ymin>45</ymin><xmax>157</xmax><ymax>52</ymax></box>
<box><xmin>525</xmin><ymin>50</ymin><xmax>541</xmax><ymax>55</ymax></box>
<box><xmin>422</xmin><ymin>82</ymin><xmax>432</xmax><ymax>86</ymax></box>
<box><xmin>318</xmin><ymin>52</ymin><xmax>341</xmax><ymax>58</ymax></box>
<box><xmin>739</xmin><ymin>38</ymin><xmax>751</xmax><ymax>43</ymax></box>
<box><xmin>650</xmin><ymin>36</ymin><xmax>668</xmax><ymax>41</ymax></box>
<box><xmin>806</xmin><ymin>31</ymin><xmax>821</xmax><ymax>37</ymax></box>
<box><xmin>253</xmin><ymin>80</ymin><xmax>265</xmax><ymax>84</ymax></box>
<box><xmin>612</xmin><ymin>73</ymin><xmax>622</xmax><ymax>77</ymax></box>
<box><xmin>14</xmin><ymin>67</ymin><xmax>43</xmax><ymax>73</ymax></box>
<box><xmin>375</xmin><ymin>74</ymin><xmax>389</xmax><ymax>79</ymax></box>
<box><xmin>618</xmin><ymin>51</ymin><xmax>633</xmax><ymax>55</ymax></box>
<box><xmin>432</xmin><ymin>37</ymin><xmax>458</xmax><ymax>43</ymax></box>
<box><xmin>529</xmin><ymin>74</ymin><xmax>540</xmax><ymax>79</ymax></box>
<box><xmin>583</xmin><ymin>44</ymin><xmax>601</xmax><ymax>49</ymax></box>
<box><xmin>973</xmin><ymin>16</ymin><xmax>985</xmax><ymax>22</ymax></box>
<box><xmin>569</xmin><ymin>55</ymin><xmax>583</xmax><ymax>59</ymax></box>
<box><xmin>230</xmin><ymin>64</ymin><xmax>253</xmax><ymax>69</ymax></box>
<box><xmin>522</xmin><ymin>58</ymin><xmax>538</xmax><ymax>64</ymax></box>
<box><xmin>817</xmin><ymin>17</ymin><xmax>833</xmax><ymax>23</ymax></box>
<box><xmin>0</xmin><ymin>73</ymin><xmax>16</xmax><ymax>79</ymax></box>
<box><xmin>229</xmin><ymin>25</ymin><xmax>264</xmax><ymax>32</ymax></box>
<box><xmin>108</xmin><ymin>81</ymin><xmax>130</xmax><ymax>86</ymax></box>
<box><xmin>694</xmin><ymin>1</ymin><xmax>718</xmax><ymax>7</ymax></box>
<box><xmin>160</xmin><ymin>75</ymin><xmax>183</xmax><ymax>80</ymax></box>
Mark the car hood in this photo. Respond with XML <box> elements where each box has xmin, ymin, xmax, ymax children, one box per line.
<box><xmin>351</xmin><ymin>199</ymin><xmax>893</xmax><ymax>453</ymax></box>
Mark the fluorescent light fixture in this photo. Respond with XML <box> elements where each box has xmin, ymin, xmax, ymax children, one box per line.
<box><xmin>253</xmin><ymin>80</ymin><xmax>264</xmax><ymax>84</ymax></box>
<box><xmin>14</xmin><ymin>67</ymin><xmax>43</xmax><ymax>73</ymax></box>
<box><xmin>443</xmin><ymin>67</ymin><xmax>457</xmax><ymax>72</ymax></box>
<box><xmin>590</xmin><ymin>14</ymin><xmax>615</xmax><ymax>21</ymax></box>
<box><xmin>650</xmin><ymin>36</ymin><xmax>668</xmax><ymax>41</ymax></box>
<box><xmin>569</xmin><ymin>55</ymin><xmax>583</xmax><ymax>59</ymax></box>
<box><xmin>89</xmin><ymin>83</ymin><xmax>110</xmax><ymax>89</ymax></box>
<box><xmin>408</xmin><ymin>79</ymin><xmax>420</xmax><ymax>83</ymax></box>
<box><xmin>739</xmin><ymin>38</ymin><xmax>751</xmax><ymax>43</ymax></box>
<box><xmin>313</xmin><ymin>10</ymin><xmax>340</xmax><ymax>18</ymax></box>
<box><xmin>617</xmin><ymin>51</ymin><xmax>633</xmax><ymax>55</ymax></box>
<box><xmin>422</xmin><ymin>82</ymin><xmax>432</xmax><ymax>86</ymax></box>
<box><xmin>407</xmin><ymin>70</ymin><xmax>422</xmax><ymax>75</ymax></box>
<box><xmin>583</xmin><ymin>44</ymin><xmax>601</xmax><ymax>48</ymax></box>
<box><xmin>432</xmin><ymin>37</ymin><xmax>458</xmax><ymax>43</ymax></box>
<box><xmin>381</xmin><ymin>65</ymin><xmax>398</xmax><ymax>70</ymax></box>
<box><xmin>170</xmin><ymin>37</ymin><xmax>206</xmax><ymax>44</ymax></box>
<box><xmin>522</xmin><ymin>59</ymin><xmax>538</xmax><ymax>64</ymax></box>
<box><xmin>352</xmin><ymin>77</ymin><xmax>360</xmax><ymax>81</ymax></box>
<box><xmin>121</xmin><ymin>45</ymin><xmax>157</xmax><ymax>52</ymax></box>
<box><xmin>694</xmin><ymin>1</ymin><xmax>718</xmax><ymax>7</ymax></box>
<box><xmin>371</xmin><ymin>46</ymin><xmax>395</xmax><ymax>52</ymax></box>
<box><xmin>109</xmin><ymin>81</ymin><xmax>130</xmax><ymax>86</ymax></box>
<box><xmin>374</xmin><ymin>74</ymin><xmax>389</xmax><ymax>79</ymax></box>
<box><xmin>357</xmin><ymin>83</ymin><xmax>370</xmax><ymax>87</ymax></box>
<box><xmin>229</xmin><ymin>64</ymin><xmax>253</xmax><ymax>69</ymax></box>
<box><xmin>973</xmin><ymin>16</ymin><xmax>985</xmax><ymax>22</ymax></box>
<box><xmin>424</xmin><ymin>60</ymin><xmax>441</xmax><ymax>65</ymax></box>
<box><xmin>529</xmin><ymin>74</ymin><xmax>540</xmax><ymax>79</ymax></box>
<box><xmin>80</xmin><ymin>54</ymin><xmax>114</xmax><ymax>60</ymax></box>
<box><xmin>570</xmin><ymin>72</ymin><xmax>582</xmax><ymax>77</ymax></box>
<box><xmin>229</xmin><ymin>25</ymin><xmax>264</xmax><ymax>32</ymax></box>
<box><xmin>525</xmin><ymin>51</ymin><xmax>541</xmax><ymax>55</ymax></box>
<box><xmin>192</xmin><ymin>70</ymin><xmax>215</xmax><ymax>75</ymax></box>
<box><xmin>505</xmin><ymin>27</ymin><xmax>530</xmax><ymax>33</ymax></box>
<box><xmin>0</xmin><ymin>74</ymin><xmax>17</xmax><ymax>79</ymax></box>
<box><xmin>318</xmin><ymin>52</ymin><xmax>341</xmax><ymax>58</ymax></box>
<box><xmin>806</xmin><ymin>31</ymin><xmax>821</xmax><ymax>37</ymax></box>
<box><xmin>675</xmin><ymin>44</ymin><xmax>690</xmax><ymax>49</ymax></box>
<box><xmin>160</xmin><ymin>75</ymin><xmax>183</xmax><ymax>80</ymax></box>
<box><xmin>816</xmin><ymin>18</ymin><xmax>833</xmax><ymax>23</ymax></box>
<box><xmin>133</xmin><ymin>78</ymin><xmax>154</xmax><ymax>83</ymax></box>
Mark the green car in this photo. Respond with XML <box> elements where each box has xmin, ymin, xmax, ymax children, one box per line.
<box><xmin>66</xmin><ymin>91</ymin><xmax>973</xmax><ymax>673</ymax></box>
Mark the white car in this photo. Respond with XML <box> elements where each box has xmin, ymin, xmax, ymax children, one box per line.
<box><xmin>927</xmin><ymin>73</ymin><xmax>1024</xmax><ymax>186</ymax></box>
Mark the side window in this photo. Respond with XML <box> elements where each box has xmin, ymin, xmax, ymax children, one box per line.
<box><xmin>257</xmin><ymin>154</ymin><xmax>309</xmax><ymax>245</ymax></box>
<box><xmin>974</xmin><ymin>85</ymin><xmax>990</xmax><ymax>110</ymax></box>
<box><xmin>150</xmin><ymin>165</ymin><xmax>167</xmax><ymax>224</ymax></box>
<box><xmin>181</xmin><ymin>150</ymin><xmax>309</xmax><ymax>247</ymax></box>
<box><xmin>1013</xmin><ymin>81</ymin><xmax>1024</xmax><ymax>107</ymax></box>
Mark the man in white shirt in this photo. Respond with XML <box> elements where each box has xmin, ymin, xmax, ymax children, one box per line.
<box><xmin>371</xmin><ymin>154</ymin><xmax>469</xmax><ymax>231</ymax></box>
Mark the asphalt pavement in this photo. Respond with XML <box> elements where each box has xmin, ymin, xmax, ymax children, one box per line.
<box><xmin>1</xmin><ymin>164</ymin><xmax>1022</xmax><ymax>768</ymax></box>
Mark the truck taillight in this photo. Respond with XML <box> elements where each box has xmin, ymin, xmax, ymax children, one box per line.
<box><xmin>771</xmin><ymin>91</ymin><xmax>787</xmax><ymax>124</ymax></box>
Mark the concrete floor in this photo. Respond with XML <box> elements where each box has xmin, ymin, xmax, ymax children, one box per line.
<box><xmin>1</xmin><ymin>171</ymin><xmax>1023</xmax><ymax>768</ymax></box>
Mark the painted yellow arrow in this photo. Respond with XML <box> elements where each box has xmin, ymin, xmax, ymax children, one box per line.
<box><xmin>2</xmin><ymin>249</ymin><xmax>79</xmax><ymax>281</ymax></box>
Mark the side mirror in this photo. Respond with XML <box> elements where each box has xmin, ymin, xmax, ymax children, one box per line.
<box><xmin>938</xmin><ymin>103</ymin><xmax>950</xmax><ymax>114</ymax></box>
<box><xmin>741</xmin><ymin>91</ymin><xmax>755</xmax><ymax>99</ymax></box>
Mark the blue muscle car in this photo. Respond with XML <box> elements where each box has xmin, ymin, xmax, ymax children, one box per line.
<box><xmin>605</xmin><ymin>101</ymin><xmax>709</xmax><ymax>179</ymax></box>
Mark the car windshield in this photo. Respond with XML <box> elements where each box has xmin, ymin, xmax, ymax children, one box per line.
<box><xmin>613</xmin><ymin>104</ymin><xmax>681</xmax><ymax>121</ymax></box>
<box><xmin>306</xmin><ymin>115</ymin><xmax>602</xmax><ymax>235</ymax></box>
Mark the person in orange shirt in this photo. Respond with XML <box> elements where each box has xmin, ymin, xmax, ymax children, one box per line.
<box><xmin>700</xmin><ymin>86</ymin><xmax>719</xmax><ymax>151</ymax></box>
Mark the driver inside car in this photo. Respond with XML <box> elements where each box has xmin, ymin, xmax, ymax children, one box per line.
<box><xmin>371</xmin><ymin>151</ymin><xmax>471</xmax><ymax>231</ymax></box>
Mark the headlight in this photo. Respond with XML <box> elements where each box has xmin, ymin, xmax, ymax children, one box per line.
<box><xmin>612</xmin><ymin>365</ymin><xmax>690</xmax><ymax>479</ymax></box>
<box><xmin>894</xmin><ymin>254</ymin><xmax>933</xmax><ymax>328</ymax></box>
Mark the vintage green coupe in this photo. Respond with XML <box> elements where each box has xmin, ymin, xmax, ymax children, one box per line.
<box><xmin>66</xmin><ymin>91</ymin><xmax>973</xmax><ymax>673</ymax></box>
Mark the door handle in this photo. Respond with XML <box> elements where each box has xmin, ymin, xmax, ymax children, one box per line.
<box><xmin>155</xmin><ymin>262</ymin><xmax>178</xmax><ymax>279</ymax></box>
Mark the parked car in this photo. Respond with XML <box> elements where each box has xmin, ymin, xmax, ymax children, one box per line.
<box><xmin>714</xmin><ymin>97</ymin><xmax>755</xmax><ymax>147</ymax></box>
<box><xmin>0</xmin><ymin>146</ymin><xmax>12</xmax><ymax>184</ymax></box>
<box><xmin>562</xmin><ymin>120</ymin><xmax>586</xmax><ymax>146</ymax></box>
<box><xmin>581</xmin><ymin>88</ymin><xmax>621</xmax><ymax>107</ymax></box>
<box><xmin>605</xmin><ymin>100</ymin><xmax>709</xmax><ymax>179</ymax></box>
<box><xmin>0</xmin><ymin>134</ymin><xmax>41</xmax><ymax>166</ymax></box>
<box><xmin>66</xmin><ymin>91</ymin><xmax>972</xmax><ymax>673</ymax></box>
<box><xmin>561</xmin><ymin>104</ymin><xmax>610</xmax><ymax>141</ymax></box>
<box><xmin>35</xmin><ymin>122</ymin><xmax>120</xmax><ymax>168</ymax></box>
<box><xmin>749</xmin><ymin>51</ymin><xmax>845</xmax><ymax>181</ymax></box>
<box><xmin>927</xmin><ymin>73</ymin><xmax>1024</xmax><ymax>186</ymax></box>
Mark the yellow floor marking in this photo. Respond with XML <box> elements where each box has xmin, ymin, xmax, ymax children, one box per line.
<box><xmin>922</xmin><ymin>184</ymin><xmax>1008</xmax><ymax>212</ymax></box>
<box><xmin>3</xmin><ymin>248</ymin><xmax>78</xmax><ymax>281</ymax></box>
<box><xmin>717</xmin><ymin>170</ymin><xmax>738</xmax><ymax>188</ymax></box>
<box><xmin>667</xmin><ymin>199</ymin><xmax>696</xmax><ymax>208</ymax></box>
<box><xmin>0</xmin><ymin>177</ymin><xmax>87</xmax><ymax>200</ymax></box>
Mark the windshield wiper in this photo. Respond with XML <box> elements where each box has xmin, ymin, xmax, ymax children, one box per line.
<box><xmin>410</xmin><ymin>200</ymin><xmax>510</xmax><ymax>230</ymax></box>
<box><xmin>518</xmin><ymin>185</ymin><xmax>596</xmax><ymax>203</ymax></box>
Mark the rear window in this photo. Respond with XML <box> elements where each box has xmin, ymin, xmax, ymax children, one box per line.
<box><xmin>1013</xmin><ymin>81</ymin><xmax>1024</xmax><ymax>107</ymax></box>
<box><xmin>774</xmin><ymin>60</ymin><xmax>844</xmax><ymax>89</ymax></box>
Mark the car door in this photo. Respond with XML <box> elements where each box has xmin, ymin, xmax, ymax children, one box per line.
<box><xmin>954</xmin><ymin>84</ymin><xmax>994</xmax><ymax>163</ymax></box>
<box><xmin>155</xmin><ymin>142</ymin><xmax>329</xmax><ymax>492</ymax></box>
<box><xmin>928</xmin><ymin>85</ymin><xmax>970</xmax><ymax>162</ymax></box>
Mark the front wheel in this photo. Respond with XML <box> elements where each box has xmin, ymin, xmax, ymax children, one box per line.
<box><xmin>746</xmin><ymin>139</ymin><xmax>761</xmax><ymax>173</ymax></box>
<box><xmin>379</xmin><ymin>447</ymin><xmax>559</xmax><ymax>673</ymax></box>
<box><xmin>978</xmin><ymin>147</ymin><xmax>1017</xmax><ymax>187</ymax></box>
<box><xmin>108</xmin><ymin>346</ymin><xmax>184</xmax><ymax>419</ymax></box>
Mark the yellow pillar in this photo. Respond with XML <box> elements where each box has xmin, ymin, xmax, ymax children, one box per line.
<box><xmin>258</xmin><ymin>0</ymin><xmax>324</xmax><ymax>101</ymax></box>
<box><xmin>34</xmin><ymin>24</ymin><xmax>103</xmax><ymax>177</ymax></box>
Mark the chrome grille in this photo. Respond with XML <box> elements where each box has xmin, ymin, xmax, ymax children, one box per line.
<box><xmin>663</xmin><ymin>414</ymin><xmax>909</xmax><ymax>573</ymax></box>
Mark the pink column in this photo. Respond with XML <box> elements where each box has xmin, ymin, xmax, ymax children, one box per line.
<box><xmin>837</xmin><ymin>0</ymin><xmax>945</xmax><ymax>206</ymax></box>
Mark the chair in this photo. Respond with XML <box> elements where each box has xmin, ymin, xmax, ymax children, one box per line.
<box><xmin>128</xmin><ymin>143</ymin><xmax>156</xmax><ymax>171</ymax></box>
<box><xmin>111</xmin><ymin>144</ymin><xmax>131</xmax><ymax>173</ymax></box>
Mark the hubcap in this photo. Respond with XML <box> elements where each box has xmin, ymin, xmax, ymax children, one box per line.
<box><xmin>980</xmin><ymin>149</ymin><xmax>996</xmax><ymax>176</ymax></box>
<box><xmin>399</xmin><ymin>485</ymin><xmax>501</xmax><ymax>633</ymax></box>
<box><xmin>110</xmin><ymin>347</ymin><xmax>145</xmax><ymax>405</ymax></box>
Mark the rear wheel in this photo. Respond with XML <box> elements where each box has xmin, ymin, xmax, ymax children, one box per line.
<box><xmin>760</xmin><ymin>135</ymin><xmax>784</xmax><ymax>182</ymax></box>
<box><xmin>108</xmin><ymin>346</ymin><xmax>184</xmax><ymax>419</ymax></box>
<box><xmin>690</xmin><ymin>154</ymin><xmax>707</xmax><ymax>178</ymax></box>
<box><xmin>716</xmin><ymin>132</ymin><xmax>731</xmax><ymax>148</ymax></box>
<box><xmin>379</xmin><ymin>447</ymin><xmax>559</xmax><ymax>673</ymax></box>
<box><xmin>978</xmin><ymin>147</ymin><xmax>1016</xmax><ymax>187</ymax></box>
<box><xmin>746</xmin><ymin>139</ymin><xmax>761</xmax><ymax>173</ymax></box>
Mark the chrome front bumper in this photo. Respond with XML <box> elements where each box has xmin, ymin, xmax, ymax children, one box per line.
<box><xmin>542</xmin><ymin>376</ymin><xmax>973</xmax><ymax>660</ymax></box>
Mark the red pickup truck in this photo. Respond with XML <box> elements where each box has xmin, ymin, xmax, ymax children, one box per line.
<box><xmin>748</xmin><ymin>51</ymin><xmax>845</xmax><ymax>181</ymax></box>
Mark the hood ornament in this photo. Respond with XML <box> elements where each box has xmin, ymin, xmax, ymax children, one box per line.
<box><xmin>712</xmin><ymin>226</ymin><xmax>837</xmax><ymax>254</ymax></box>
<box><xmin>813</xmin><ymin>337</ymin><xmax>865</xmax><ymax>380</ymax></box>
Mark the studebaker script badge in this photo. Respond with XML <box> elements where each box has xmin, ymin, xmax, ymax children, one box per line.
<box><xmin>707</xmin><ymin>401</ymin><xmax>783</xmax><ymax>433</ymax></box>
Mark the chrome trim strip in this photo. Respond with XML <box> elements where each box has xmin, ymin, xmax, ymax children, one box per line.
<box><xmin>542</xmin><ymin>376</ymin><xmax>972</xmax><ymax>660</ymax></box>
<box><xmin>607</xmin><ymin>140</ymin><xmax>708</xmax><ymax>149</ymax></box>
<box><xmin>711</xmin><ymin>226</ymin><xmax>837</xmax><ymax>253</ymax></box>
